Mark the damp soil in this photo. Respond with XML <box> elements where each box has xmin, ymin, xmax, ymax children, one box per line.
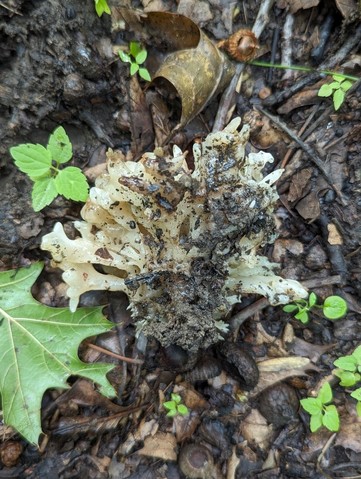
<box><xmin>0</xmin><ymin>1</ymin><xmax>361</xmax><ymax>478</ymax></box>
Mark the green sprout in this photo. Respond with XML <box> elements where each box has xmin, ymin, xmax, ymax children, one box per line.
<box><xmin>283</xmin><ymin>292</ymin><xmax>347</xmax><ymax>324</ymax></box>
<box><xmin>10</xmin><ymin>127</ymin><xmax>89</xmax><ymax>211</ymax></box>
<box><xmin>248</xmin><ymin>60</ymin><xmax>358</xmax><ymax>112</ymax></box>
<box><xmin>300</xmin><ymin>382</ymin><xmax>340</xmax><ymax>432</ymax></box>
<box><xmin>94</xmin><ymin>0</ymin><xmax>111</xmax><ymax>17</ymax></box>
<box><xmin>318</xmin><ymin>74</ymin><xmax>355</xmax><ymax>110</ymax></box>
<box><xmin>334</xmin><ymin>345</ymin><xmax>361</xmax><ymax>416</ymax></box>
<box><xmin>118</xmin><ymin>41</ymin><xmax>151</xmax><ymax>82</ymax></box>
<box><xmin>163</xmin><ymin>393</ymin><xmax>189</xmax><ymax>418</ymax></box>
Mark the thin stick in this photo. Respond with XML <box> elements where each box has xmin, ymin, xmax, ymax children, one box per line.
<box><xmin>86</xmin><ymin>342</ymin><xmax>144</xmax><ymax>365</ymax></box>
<box><xmin>212</xmin><ymin>0</ymin><xmax>275</xmax><ymax>132</ymax></box>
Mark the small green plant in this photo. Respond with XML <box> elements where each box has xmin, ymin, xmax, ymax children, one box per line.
<box><xmin>283</xmin><ymin>292</ymin><xmax>347</xmax><ymax>324</ymax></box>
<box><xmin>163</xmin><ymin>393</ymin><xmax>189</xmax><ymax>418</ymax></box>
<box><xmin>10</xmin><ymin>126</ymin><xmax>89</xmax><ymax>211</ymax></box>
<box><xmin>249</xmin><ymin>60</ymin><xmax>358</xmax><ymax>112</ymax></box>
<box><xmin>334</xmin><ymin>345</ymin><xmax>361</xmax><ymax>416</ymax></box>
<box><xmin>318</xmin><ymin>74</ymin><xmax>354</xmax><ymax>110</ymax></box>
<box><xmin>94</xmin><ymin>0</ymin><xmax>110</xmax><ymax>17</ymax></box>
<box><xmin>118</xmin><ymin>41</ymin><xmax>151</xmax><ymax>82</ymax></box>
<box><xmin>300</xmin><ymin>382</ymin><xmax>340</xmax><ymax>432</ymax></box>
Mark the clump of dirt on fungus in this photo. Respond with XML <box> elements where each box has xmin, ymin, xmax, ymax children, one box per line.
<box><xmin>41</xmin><ymin>118</ymin><xmax>307</xmax><ymax>352</ymax></box>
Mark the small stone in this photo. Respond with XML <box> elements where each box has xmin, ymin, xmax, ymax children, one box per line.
<box><xmin>305</xmin><ymin>244</ymin><xmax>328</xmax><ymax>270</ymax></box>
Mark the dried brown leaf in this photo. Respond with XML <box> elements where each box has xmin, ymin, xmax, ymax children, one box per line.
<box><xmin>114</xmin><ymin>9</ymin><xmax>235</xmax><ymax>133</ymax></box>
<box><xmin>138</xmin><ymin>432</ymin><xmax>177</xmax><ymax>461</ymax></box>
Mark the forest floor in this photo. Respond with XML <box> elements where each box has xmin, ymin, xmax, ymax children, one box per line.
<box><xmin>0</xmin><ymin>0</ymin><xmax>361</xmax><ymax>478</ymax></box>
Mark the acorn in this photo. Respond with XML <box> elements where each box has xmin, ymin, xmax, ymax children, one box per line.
<box><xmin>178</xmin><ymin>444</ymin><xmax>214</xmax><ymax>479</ymax></box>
<box><xmin>258</xmin><ymin>383</ymin><xmax>299</xmax><ymax>427</ymax></box>
<box><xmin>218</xmin><ymin>29</ymin><xmax>259</xmax><ymax>62</ymax></box>
<box><xmin>0</xmin><ymin>441</ymin><xmax>23</xmax><ymax>467</ymax></box>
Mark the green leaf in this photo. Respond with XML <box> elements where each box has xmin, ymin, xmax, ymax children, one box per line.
<box><xmin>323</xmin><ymin>296</ymin><xmax>347</xmax><ymax>320</ymax></box>
<box><xmin>318</xmin><ymin>382</ymin><xmax>332</xmax><ymax>404</ymax></box>
<box><xmin>333</xmin><ymin>89</ymin><xmax>345</xmax><ymax>110</ymax></box>
<box><xmin>0</xmin><ymin>263</ymin><xmax>115</xmax><ymax>444</ymax></box>
<box><xmin>318</xmin><ymin>84</ymin><xmax>333</xmax><ymax>97</ymax></box>
<box><xmin>130</xmin><ymin>62</ymin><xmax>139</xmax><ymax>76</ymax></box>
<box><xmin>351</xmin><ymin>388</ymin><xmax>361</xmax><ymax>401</ymax></box>
<box><xmin>166</xmin><ymin>409</ymin><xmax>177</xmax><ymax>418</ymax></box>
<box><xmin>47</xmin><ymin>126</ymin><xmax>72</xmax><ymax>164</ymax></box>
<box><xmin>171</xmin><ymin>393</ymin><xmax>182</xmax><ymax>404</ymax></box>
<box><xmin>129</xmin><ymin>41</ymin><xmax>142</xmax><ymax>58</ymax></box>
<box><xmin>356</xmin><ymin>401</ymin><xmax>361</xmax><ymax>417</ymax></box>
<box><xmin>310</xmin><ymin>412</ymin><xmax>323</xmax><ymax>432</ymax></box>
<box><xmin>308</xmin><ymin>292</ymin><xmax>317</xmax><ymax>308</ymax></box>
<box><xmin>352</xmin><ymin>345</ymin><xmax>361</xmax><ymax>364</ymax></box>
<box><xmin>295</xmin><ymin>310</ymin><xmax>309</xmax><ymax>324</ymax></box>
<box><xmin>335</xmin><ymin>370</ymin><xmax>359</xmax><ymax>387</ymax></box>
<box><xmin>139</xmin><ymin>68</ymin><xmax>151</xmax><ymax>82</ymax></box>
<box><xmin>118</xmin><ymin>51</ymin><xmax>131</xmax><ymax>63</ymax></box>
<box><xmin>341</xmin><ymin>80</ymin><xmax>353</xmax><ymax>92</ymax></box>
<box><xmin>328</xmin><ymin>81</ymin><xmax>341</xmax><ymax>90</ymax></box>
<box><xmin>283</xmin><ymin>304</ymin><xmax>298</xmax><ymax>313</ymax></box>
<box><xmin>95</xmin><ymin>0</ymin><xmax>110</xmax><ymax>17</ymax></box>
<box><xmin>177</xmin><ymin>404</ymin><xmax>189</xmax><ymax>416</ymax></box>
<box><xmin>54</xmin><ymin>167</ymin><xmax>89</xmax><ymax>202</ymax></box>
<box><xmin>300</xmin><ymin>397</ymin><xmax>322</xmax><ymax>415</ymax></box>
<box><xmin>334</xmin><ymin>355</ymin><xmax>357</xmax><ymax>372</ymax></box>
<box><xmin>135</xmin><ymin>50</ymin><xmax>147</xmax><ymax>65</ymax></box>
<box><xmin>10</xmin><ymin>144</ymin><xmax>52</xmax><ymax>180</ymax></box>
<box><xmin>332</xmin><ymin>74</ymin><xmax>345</xmax><ymax>83</ymax></box>
<box><xmin>322</xmin><ymin>405</ymin><xmax>340</xmax><ymax>432</ymax></box>
<box><xmin>32</xmin><ymin>177</ymin><xmax>58</xmax><ymax>211</ymax></box>
<box><xmin>163</xmin><ymin>400</ymin><xmax>177</xmax><ymax>412</ymax></box>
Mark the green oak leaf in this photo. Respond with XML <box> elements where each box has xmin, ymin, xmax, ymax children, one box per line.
<box><xmin>0</xmin><ymin>263</ymin><xmax>115</xmax><ymax>444</ymax></box>
<box><xmin>32</xmin><ymin>177</ymin><xmax>58</xmax><ymax>211</ymax></box>
<box><xmin>54</xmin><ymin>166</ymin><xmax>89</xmax><ymax>201</ymax></box>
<box><xmin>47</xmin><ymin>126</ymin><xmax>72</xmax><ymax>164</ymax></box>
<box><xmin>10</xmin><ymin>144</ymin><xmax>52</xmax><ymax>180</ymax></box>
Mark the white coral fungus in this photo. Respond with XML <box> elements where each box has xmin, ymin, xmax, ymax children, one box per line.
<box><xmin>41</xmin><ymin>118</ymin><xmax>307</xmax><ymax>351</ymax></box>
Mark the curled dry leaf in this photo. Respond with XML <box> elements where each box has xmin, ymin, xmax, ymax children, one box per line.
<box><xmin>113</xmin><ymin>9</ymin><xmax>235</xmax><ymax>132</ymax></box>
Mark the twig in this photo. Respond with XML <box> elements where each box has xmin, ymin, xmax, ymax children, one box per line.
<box><xmin>256</xmin><ymin>106</ymin><xmax>345</xmax><ymax>203</ymax></box>
<box><xmin>0</xmin><ymin>1</ymin><xmax>22</xmax><ymax>14</ymax></box>
<box><xmin>281</xmin><ymin>13</ymin><xmax>295</xmax><ymax>81</ymax></box>
<box><xmin>263</xmin><ymin>23</ymin><xmax>361</xmax><ymax>106</ymax></box>
<box><xmin>86</xmin><ymin>342</ymin><xmax>144</xmax><ymax>365</ymax></box>
<box><xmin>212</xmin><ymin>0</ymin><xmax>275</xmax><ymax>131</ymax></box>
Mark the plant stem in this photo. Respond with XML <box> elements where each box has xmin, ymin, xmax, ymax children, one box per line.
<box><xmin>248</xmin><ymin>60</ymin><xmax>359</xmax><ymax>82</ymax></box>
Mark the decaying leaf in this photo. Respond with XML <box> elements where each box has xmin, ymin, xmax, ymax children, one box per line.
<box><xmin>138</xmin><ymin>432</ymin><xmax>177</xmax><ymax>461</ymax></box>
<box><xmin>0</xmin><ymin>263</ymin><xmax>115</xmax><ymax>444</ymax></box>
<box><xmin>113</xmin><ymin>9</ymin><xmax>235</xmax><ymax>133</ymax></box>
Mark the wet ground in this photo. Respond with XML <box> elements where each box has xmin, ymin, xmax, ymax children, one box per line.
<box><xmin>0</xmin><ymin>0</ymin><xmax>361</xmax><ymax>478</ymax></box>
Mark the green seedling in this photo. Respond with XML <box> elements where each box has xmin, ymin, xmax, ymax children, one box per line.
<box><xmin>10</xmin><ymin>126</ymin><xmax>89</xmax><ymax>211</ymax></box>
<box><xmin>318</xmin><ymin>74</ymin><xmax>354</xmax><ymax>111</ymax></box>
<box><xmin>334</xmin><ymin>345</ymin><xmax>361</xmax><ymax>416</ymax></box>
<box><xmin>118</xmin><ymin>41</ymin><xmax>151</xmax><ymax>82</ymax></box>
<box><xmin>249</xmin><ymin>60</ymin><xmax>358</xmax><ymax>112</ymax></box>
<box><xmin>163</xmin><ymin>393</ymin><xmax>189</xmax><ymax>418</ymax></box>
<box><xmin>283</xmin><ymin>292</ymin><xmax>347</xmax><ymax>324</ymax></box>
<box><xmin>301</xmin><ymin>382</ymin><xmax>340</xmax><ymax>432</ymax></box>
<box><xmin>94</xmin><ymin>0</ymin><xmax>111</xmax><ymax>17</ymax></box>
